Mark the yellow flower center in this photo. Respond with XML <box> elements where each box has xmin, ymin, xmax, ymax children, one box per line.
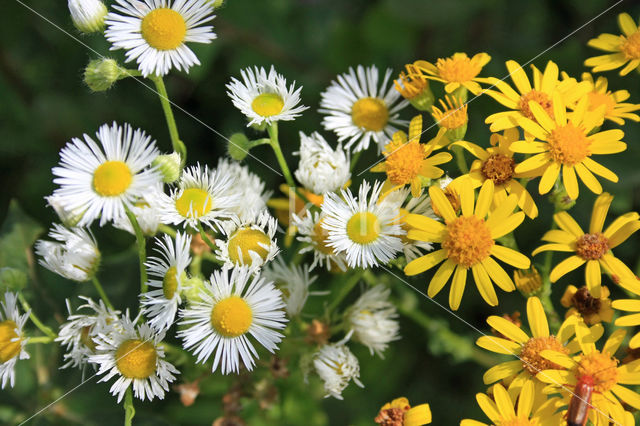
<box><xmin>210</xmin><ymin>296</ymin><xmax>253</xmax><ymax>337</ymax></box>
<box><xmin>575</xmin><ymin>232</ymin><xmax>609</xmax><ymax>260</ymax></box>
<box><xmin>93</xmin><ymin>161</ymin><xmax>133</xmax><ymax>196</ymax></box>
<box><xmin>442</xmin><ymin>216</ymin><xmax>494</xmax><ymax>268</ymax></box>
<box><xmin>518</xmin><ymin>90</ymin><xmax>554</xmax><ymax>121</ymax></box>
<box><xmin>576</xmin><ymin>350</ymin><xmax>618</xmax><ymax>393</ymax></box>
<box><xmin>351</xmin><ymin>97</ymin><xmax>389</xmax><ymax>132</ymax></box>
<box><xmin>141</xmin><ymin>8</ymin><xmax>187</xmax><ymax>51</ymax></box>
<box><xmin>227</xmin><ymin>228</ymin><xmax>271</xmax><ymax>265</ymax></box>
<box><xmin>432</xmin><ymin>96</ymin><xmax>468</xmax><ymax>129</ymax></box>
<box><xmin>0</xmin><ymin>320</ymin><xmax>22</xmax><ymax>363</ymax></box>
<box><xmin>162</xmin><ymin>266</ymin><xmax>179</xmax><ymax>299</ymax></box>
<box><xmin>346</xmin><ymin>212</ymin><xmax>381</xmax><ymax>245</ymax></box>
<box><xmin>175</xmin><ymin>188</ymin><xmax>213</xmax><ymax>218</ymax></box>
<box><xmin>374</xmin><ymin>407</ymin><xmax>406</xmax><ymax>425</ymax></box>
<box><xmin>481</xmin><ymin>154</ymin><xmax>516</xmax><ymax>185</ymax></box>
<box><xmin>587</xmin><ymin>91</ymin><xmax>616</xmax><ymax>116</ymax></box>
<box><xmin>436</xmin><ymin>54</ymin><xmax>481</xmax><ymax>83</ymax></box>
<box><xmin>80</xmin><ymin>325</ymin><xmax>97</xmax><ymax>352</ymax></box>
<box><xmin>621</xmin><ymin>32</ymin><xmax>640</xmax><ymax>60</ymax></box>
<box><xmin>312</xmin><ymin>219</ymin><xmax>335</xmax><ymax>255</ymax></box>
<box><xmin>384</xmin><ymin>140</ymin><xmax>425</xmax><ymax>186</ymax></box>
<box><xmin>498</xmin><ymin>419</ymin><xmax>534</xmax><ymax>426</ymax></box>
<box><xmin>115</xmin><ymin>339</ymin><xmax>157</xmax><ymax>379</ymax></box>
<box><xmin>547</xmin><ymin>122</ymin><xmax>591</xmax><ymax>166</ymax></box>
<box><xmin>520</xmin><ymin>335</ymin><xmax>568</xmax><ymax>376</ymax></box>
<box><xmin>251</xmin><ymin>93</ymin><xmax>285</xmax><ymax>117</ymax></box>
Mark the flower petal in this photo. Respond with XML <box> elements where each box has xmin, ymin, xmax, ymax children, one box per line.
<box><xmin>549</xmin><ymin>255</ymin><xmax>585</xmax><ymax>282</ymax></box>
<box><xmin>527</xmin><ymin>296</ymin><xmax>549</xmax><ymax>338</ymax></box>
<box><xmin>490</xmin><ymin>245</ymin><xmax>531</xmax><ymax>269</ymax></box>
<box><xmin>449</xmin><ymin>266</ymin><xmax>467</xmax><ymax>310</ymax></box>
<box><xmin>481</xmin><ymin>257</ymin><xmax>515</xmax><ymax>292</ymax></box>
<box><xmin>429</xmin><ymin>185</ymin><xmax>457</xmax><ymax>223</ymax></box>
<box><xmin>590</xmin><ymin>192</ymin><xmax>613</xmax><ymax>234</ymax></box>
<box><xmin>405</xmin><ymin>249</ymin><xmax>447</xmax><ymax>276</ymax></box>
<box><xmin>554</xmin><ymin>211</ymin><xmax>584</xmax><ymax>237</ymax></box>
<box><xmin>486</xmin><ymin>316</ymin><xmax>529</xmax><ymax>343</ymax></box>
<box><xmin>476</xmin><ymin>336</ymin><xmax>521</xmax><ymax>355</ymax></box>
<box><xmin>472</xmin><ymin>264</ymin><xmax>498</xmax><ymax>306</ymax></box>
<box><xmin>427</xmin><ymin>259</ymin><xmax>456</xmax><ymax>298</ymax></box>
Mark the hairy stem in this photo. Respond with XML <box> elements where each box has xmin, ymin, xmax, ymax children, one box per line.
<box><xmin>125</xmin><ymin>206</ymin><xmax>148</xmax><ymax>294</ymax></box>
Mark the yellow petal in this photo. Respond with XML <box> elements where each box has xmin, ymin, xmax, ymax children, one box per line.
<box><xmin>475</xmin><ymin>180</ymin><xmax>494</xmax><ymax>218</ymax></box>
<box><xmin>549</xmin><ymin>255</ymin><xmax>585</xmax><ymax>282</ymax></box>
<box><xmin>614</xmin><ymin>313</ymin><xmax>640</xmax><ymax>327</ymax></box>
<box><xmin>515</xmin><ymin>153</ymin><xmax>550</xmax><ymax>175</ymax></box>
<box><xmin>449</xmin><ymin>266</ymin><xmax>467</xmax><ymax>310</ymax></box>
<box><xmin>536</xmin><ymin>369</ymin><xmax>574</xmax><ymax>385</ymax></box>
<box><xmin>611</xmin><ymin>385</ymin><xmax>640</xmax><ymax>410</ymax></box>
<box><xmin>407</xmin><ymin>229</ymin><xmax>443</xmax><ymax>243</ymax></box>
<box><xmin>516</xmin><ymin>380</ymin><xmax>535</xmax><ymax>419</ymax></box>
<box><xmin>505</xmin><ymin>180</ymin><xmax>538</xmax><ymax>219</ymax></box>
<box><xmin>405</xmin><ymin>404</ymin><xmax>431</xmax><ymax>426</ymax></box>
<box><xmin>486</xmin><ymin>316</ymin><xmax>529</xmax><ymax>343</ymax></box>
<box><xmin>611</xmin><ymin>299</ymin><xmax>640</xmax><ymax>312</ymax></box>
<box><xmin>490</xmin><ymin>245</ymin><xmax>531</xmax><ymax>269</ymax></box>
<box><xmin>603</xmin><ymin>328</ymin><xmax>627</xmax><ymax>355</ymax></box>
<box><xmin>585</xmin><ymin>260</ymin><xmax>602</xmax><ymax>297</ymax></box>
<box><xmin>608</xmin><ymin>221</ymin><xmax>640</xmax><ymax>248</ymax></box>
<box><xmin>582</xmin><ymin>157</ymin><xmax>618</xmax><ymax>182</ymax></box>
<box><xmin>481</xmin><ymin>257</ymin><xmax>515</xmax><ymax>292</ymax></box>
<box><xmin>604</xmin><ymin>212</ymin><xmax>640</xmax><ymax>239</ymax></box>
<box><xmin>619</xmin><ymin>13</ymin><xmax>638</xmax><ymax>36</ymax></box>
<box><xmin>516</xmin><ymin>117</ymin><xmax>547</xmax><ymax>140</ymax></box>
<box><xmin>475</xmin><ymin>393</ymin><xmax>500</xmax><ymax>424</ymax></box>
<box><xmin>451</xmin><ymin>141</ymin><xmax>490</xmax><ymax>161</ymax></box>
<box><xmin>405</xmin><ymin>213</ymin><xmax>446</xmax><ymax>233</ymax></box>
<box><xmin>472</xmin><ymin>264</ymin><xmax>498</xmax><ymax>306</ymax></box>
<box><xmin>490</xmin><ymin>212</ymin><xmax>525</xmax><ymax>239</ymax></box>
<box><xmin>506</xmin><ymin>60</ymin><xmax>532</xmax><ymax>94</ymax></box>
<box><xmin>552</xmin><ymin>91</ymin><xmax>567</xmax><ymax>126</ymax></box>
<box><xmin>529</xmin><ymin>100</ymin><xmax>556</xmax><ymax>132</ymax></box>
<box><xmin>429</xmin><ymin>185</ymin><xmax>456</xmax><ymax>223</ymax></box>
<box><xmin>404</xmin><ymin>249</ymin><xmax>447</xmax><ymax>276</ymax></box>
<box><xmin>531</xmin><ymin>243</ymin><xmax>573</xmax><ymax>257</ymax></box>
<box><xmin>538</xmin><ymin>161</ymin><xmax>561</xmax><ymax>194</ymax></box>
<box><xmin>459</xmin><ymin>177</ymin><xmax>475</xmax><ymax>217</ymax></box>
<box><xmin>527</xmin><ymin>296</ymin><xmax>549</xmax><ymax>338</ymax></box>
<box><xmin>482</xmin><ymin>361</ymin><xmax>522</xmax><ymax>384</ymax></box>
<box><xmin>563</xmin><ymin>165</ymin><xmax>579</xmax><ymax>200</ymax></box>
<box><xmin>492</xmin><ymin>384</ymin><xmax>515</xmax><ymax>418</ymax></box>
<box><xmin>541</xmin><ymin>229</ymin><xmax>575</xmax><ymax>244</ymax></box>
<box><xmin>590</xmin><ymin>192</ymin><xmax>613</xmax><ymax>234</ymax></box>
<box><xmin>408</xmin><ymin>114</ymin><xmax>423</xmax><ymax>141</ymax></box>
<box><xmin>575</xmin><ymin>163</ymin><xmax>602</xmax><ymax>195</ymax></box>
<box><xmin>539</xmin><ymin>349</ymin><xmax>575</xmax><ymax>369</ymax></box>
<box><xmin>554</xmin><ymin>211</ymin><xmax>584</xmax><ymax>237</ymax></box>
<box><xmin>427</xmin><ymin>259</ymin><xmax>456</xmax><ymax>298</ymax></box>
<box><xmin>509</xmin><ymin>140</ymin><xmax>547</xmax><ymax>154</ymax></box>
<box><xmin>476</xmin><ymin>336</ymin><xmax>521</xmax><ymax>355</ymax></box>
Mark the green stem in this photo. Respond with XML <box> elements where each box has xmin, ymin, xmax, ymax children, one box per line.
<box><xmin>125</xmin><ymin>206</ymin><xmax>148</xmax><ymax>294</ymax></box>
<box><xmin>451</xmin><ymin>145</ymin><xmax>468</xmax><ymax>174</ymax></box>
<box><xmin>197</xmin><ymin>223</ymin><xmax>218</xmax><ymax>252</ymax></box>
<box><xmin>124</xmin><ymin>387</ymin><xmax>135</xmax><ymax>426</ymax></box>
<box><xmin>120</xmin><ymin>69</ymin><xmax>142</xmax><ymax>79</ymax></box>
<box><xmin>27</xmin><ymin>336</ymin><xmax>54</xmax><ymax>345</ymax></box>
<box><xmin>92</xmin><ymin>276</ymin><xmax>114</xmax><ymax>310</ymax></box>
<box><xmin>157</xmin><ymin>224</ymin><xmax>177</xmax><ymax>237</ymax></box>
<box><xmin>151</xmin><ymin>75</ymin><xmax>186</xmax><ymax>163</ymax></box>
<box><xmin>326</xmin><ymin>270</ymin><xmax>364</xmax><ymax>317</ymax></box>
<box><xmin>202</xmin><ymin>251</ymin><xmax>224</xmax><ymax>265</ymax></box>
<box><xmin>189</xmin><ymin>254</ymin><xmax>202</xmax><ymax>277</ymax></box>
<box><xmin>350</xmin><ymin>151</ymin><xmax>362</xmax><ymax>172</ymax></box>
<box><xmin>267</xmin><ymin>123</ymin><xmax>296</xmax><ymax>188</ymax></box>
<box><xmin>18</xmin><ymin>294</ymin><xmax>56</xmax><ymax>339</ymax></box>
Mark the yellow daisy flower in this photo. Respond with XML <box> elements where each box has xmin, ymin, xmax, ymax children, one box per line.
<box><xmin>394</xmin><ymin>62</ymin><xmax>434</xmax><ymax>111</ymax></box>
<box><xmin>560</xmin><ymin>284</ymin><xmax>614</xmax><ymax>325</ymax></box>
<box><xmin>450</xmin><ymin>128</ymin><xmax>539</xmax><ymax>219</ymax></box>
<box><xmin>612</xmin><ymin>278</ymin><xmax>640</xmax><ymax>348</ymax></box>
<box><xmin>510</xmin><ymin>93</ymin><xmax>626</xmax><ymax>200</ymax></box>
<box><xmin>532</xmin><ymin>192</ymin><xmax>640</xmax><ymax>297</ymax></box>
<box><xmin>483</xmin><ymin>60</ymin><xmax>589</xmax><ymax>132</ymax></box>
<box><xmin>414</xmin><ymin>52</ymin><xmax>491</xmax><ymax>96</ymax></box>
<box><xmin>460</xmin><ymin>381</ymin><xmax>564</xmax><ymax>426</ymax></box>
<box><xmin>537</xmin><ymin>325</ymin><xmax>640</xmax><ymax>426</ymax></box>
<box><xmin>570</xmin><ymin>72</ymin><xmax>640</xmax><ymax>125</ymax></box>
<box><xmin>374</xmin><ymin>397</ymin><xmax>432</xmax><ymax>425</ymax></box>
<box><xmin>403</xmin><ymin>178</ymin><xmax>530</xmax><ymax>310</ymax></box>
<box><xmin>477</xmin><ymin>297</ymin><xmax>593</xmax><ymax>399</ymax></box>
<box><xmin>431</xmin><ymin>95</ymin><xmax>468</xmax><ymax>143</ymax></box>
<box><xmin>371</xmin><ymin>115</ymin><xmax>452</xmax><ymax>197</ymax></box>
<box><xmin>585</xmin><ymin>13</ymin><xmax>640</xmax><ymax>76</ymax></box>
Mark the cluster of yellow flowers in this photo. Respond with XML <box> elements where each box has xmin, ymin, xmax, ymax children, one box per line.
<box><xmin>374</xmin><ymin>12</ymin><xmax>640</xmax><ymax>426</ymax></box>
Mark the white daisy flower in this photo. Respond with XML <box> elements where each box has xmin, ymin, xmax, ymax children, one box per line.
<box><xmin>217</xmin><ymin>158</ymin><xmax>271</xmax><ymax>222</ymax></box>
<box><xmin>263</xmin><ymin>257</ymin><xmax>319</xmax><ymax>316</ymax></box>
<box><xmin>292</xmin><ymin>211</ymin><xmax>347</xmax><ymax>272</ymax></box>
<box><xmin>311</xmin><ymin>342</ymin><xmax>363</xmax><ymax>400</ymax></box>
<box><xmin>157</xmin><ymin>163</ymin><xmax>239</xmax><ymax>231</ymax></box>
<box><xmin>141</xmin><ymin>232</ymin><xmax>192</xmax><ymax>332</ymax></box>
<box><xmin>112</xmin><ymin>184</ymin><xmax>164</xmax><ymax>236</ymax></box>
<box><xmin>51</xmin><ymin>122</ymin><xmax>161</xmax><ymax>227</ymax></box>
<box><xmin>90</xmin><ymin>314</ymin><xmax>179</xmax><ymax>402</ymax></box>
<box><xmin>321</xmin><ymin>181</ymin><xmax>404</xmax><ymax>268</ymax></box>
<box><xmin>69</xmin><ymin>0</ymin><xmax>107</xmax><ymax>33</ymax></box>
<box><xmin>178</xmin><ymin>266</ymin><xmax>287</xmax><ymax>374</ymax></box>
<box><xmin>294</xmin><ymin>132</ymin><xmax>351</xmax><ymax>195</ymax></box>
<box><xmin>56</xmin><ymin>297</ymin><xmax>121</xmax><ymax>369</ymax></box>
<box><xmin>346</xmin><ymin>285</ymin><xmax>399</xmax><ymax>357</ymax></box>
<box><xmin>0</xmin><ymin>292</ymin><xmax>29</xmax><ymax>389</ymax></box>
<box><xmin>319</xmin><ymin>65</ymin><xmax>409</xmax><ymax>153</ymax></box>
<box><xmin>35</xmin><ymin>224</ymin><xmax>100</xmax><ymax>282</ymax></box>
<box><xmin>226</xmin><ymin>66</ymin><xmax>308</xmax><ymax>127</ymax></box>
<box><xmin>105</xmin><ymin>0</ymin><xmax>217</xmax><ymax>77</ymax></box>
<box><xmin>215</xmin><ymin>211</ymin><xmax>279</xmax><ymax>272</ymax></box>
<box><xmin>384</xmin><ymin>187</ymin><xmax>437</xmax><ymax>262</ymax></box>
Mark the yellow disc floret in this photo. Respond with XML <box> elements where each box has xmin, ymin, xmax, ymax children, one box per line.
<box><xmin>436</xmin><ymin>53</ymin><xmax>482</xmax><ymax>83</ymax></box>
<box><xmin>518</xmin><ymin>90</ymin><xmax>554</xmax><ymax>120</ymax></box>
<box><xmin>384</xmin><ymin>140</ymin><xmax>425</xmax><ymax>185</ymax></box>
<box><xmin>346</xmin><ymin>212</ymin><xmax>381</xmax><ymax>244</ymax></box>
<box><xmin>251</xmin><ymin>93</ymin><xmax>285</xmax><ymax>117</ymax></box>
<box><xmin>162</xmin><ymin>266</ymin><xmax>179</xmax><ymax>299</ymax></box>
<box><xmin>481</xmin><ymin>154</ymin><xmax>516</xmax><ymax>185</ymax></box>
<box><xmin>442</xmin><ymin>216</ymin><xmax>494</xmax><ymax>268</ymax></box>
<box><xmin>93</xmin><ymin>161</ymin><xmax>133</xmax><ymax>196</ymax></box>
<box><xmin>576</xmin><ymin>350</ymin><xmax>618</xmax><ymax>393</ymax></box>
<box><xmin>0</xmin><ymin>320</ymin><xmax>22</xmax><ymax>363</ymax></box>
<box><xmin>547</xmin><ymin>122</ymin><xmax>591</xmax><ymax>166</ymax></box>
<box><xmin>141</xmin><ymin>8</ymin><xmax>187</xmax><ymax>51</ymax></box>
<box><xmin>575</xmin><ymin>232</ymin><xmax>609</xmax><ymax>260</ymax></box>
<box><xmin>175</xmin><ymin>188</ymin><xmax>213</xmax><ymax>218</ymax></box>
<box><xmin>115</xmin><ymin>339</ymin><xmax>157</xmax><ymax>379</ymax></box>
<box><xmin>622</xmin><ymin>32</ymin><xmax>640</xmax><ymax>60</ymax></box>
<box><xmin>227</xmin><ymin>228</ymin><xmax>271</xmax><ymax>264</ymax></box>
<box><xmin>519</xmin><ymin>336</ymin><xmax>568</xmax><ymax>376</ymax></box>
<box><xmin>210</xmin><ymin>296</ymin><xmax>253</xmax><ymax>337</ymax></box>
<box><xmin>351</xmin><ymin>97</ymin><xmax>389</xmax><ymax>131</ymax></box>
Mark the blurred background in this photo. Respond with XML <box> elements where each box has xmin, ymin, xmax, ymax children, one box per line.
<box><xmin>2</xmin><ymin>0</ymin><xmax>640</xmax><ymax>424</ymax></box>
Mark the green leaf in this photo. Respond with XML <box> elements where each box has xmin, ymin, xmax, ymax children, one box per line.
<box><xmin>0</xmin><ymin>200</ymin><xmax>43</xmax><ymax>273</ymax></box>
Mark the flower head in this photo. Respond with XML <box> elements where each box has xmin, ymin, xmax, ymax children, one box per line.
<box><xmin>310</xmin><ymin>342</ymin><xmax>363</xmax><ymax>399</ymax></box>
<box><xmin>415</xmin><ymin>52</ymin><xmax>491</xmax><ymax>95</ymax></box>
<box><xmin>294</xmin><ymin>132</ymin><xmax>350</xmax><ymax>195</ymax></box>
<box><xmin>404</xmin><ymin>178</ymin><xmax>529</xmax><ymax>310</ymax></box>
<box><xmin>263</xmin><ymin>257</ymin><xmax>318</xmax><ymax>316</ymax></box>
<box><xmin>0</xmin><ymin>292</ymin><xmax>29</xmax><ymax>389</ymax></box>
<box><xmin>560</xmin><ymin>285</ymin><xmax>614</xmax><ymax>325</ymax></box>
<box><xmin>374</xmin><ymin>397</ymin><xmax>432</xmax><ymax>425</ymax></box>
<box><xmin>105</xmin><ymin>0</ymin><xmax>217</xmax><ymax>77</ymax></box>
<box><xmin>585</xmin><ymin>13</ymin><xmax>640</xmax><ymax>76</ymax></box>
<box><xmin>572</xmin><ymin>72</ymin><xmax>640</xmax><ymax>125</ymax></box>
<box><xmin>68</xmin><ymin>0</ymin><xmax>107</xmax><ymax>33</ymax></box>
<box><xmin>292</xmin><ymin>211</ymin><xmax>347</xmax><ymax>272</ymax></box>
<box><xmin>347</xmin><ymin>285</ymin><xmax>399</xmax><ymax>357</ymax></box>
<box><xmin>35</xmin><ymin>224</ymin><xmax>100</xmax><ymax>282</ymax></box>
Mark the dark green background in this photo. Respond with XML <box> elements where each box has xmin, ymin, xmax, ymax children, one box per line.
<box><xmin>2</xmin><ymin>0</ymin><xmax>640</xmax><ymax>424</ymax></box>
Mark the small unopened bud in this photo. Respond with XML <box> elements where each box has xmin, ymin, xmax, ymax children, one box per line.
<box><xmin>68</xmin><ymin>0</ymin><xmax>107</xmax><ymax>34</ymax></box>
<box><xmin>152</xmin><ymin>152</ymin><xmax>182</xmax><ymax>183</ymax></box>
<box><xmin>514</xmin><ymin>267</ymin><xmax>543</xmax><ymax>297</ymax></box>
<box><xmin>210</xmin><ymin>0</ymin><xmax>225</xmax><ymax>8</ymax></box>
<box><xmin>549</xmin><ymin>183</ymin><xmax>576</xmax><ymax>211</ymax></box>
<box><xmin>84</xmin><ymin>59</ymin><xmax>124</xmax><ymax>92</ymax></box>
<box><xmin>183</xmin><ymin>276</ymin><xmax>207</xmax><ymax>303</ymax></box>
<box><xmin>227</xmin><ymin>133</ymin><xmax>251</xmax><ymax>161</ymax></box>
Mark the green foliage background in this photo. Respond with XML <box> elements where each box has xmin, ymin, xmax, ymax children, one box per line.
<box><xmin>2</xmin><ymin>0</ymin><xmax>640</xmax><ymax>424</ymax></box>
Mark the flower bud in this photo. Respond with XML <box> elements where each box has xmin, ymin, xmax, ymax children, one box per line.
<box><xmin>183</xmin><ymin>276</ymin><xmax>207</xmax><ymax>304</ymax></box>
<box><xmin>152</xmin><ymin>152</ymin><xmax>182</xmax><ymax>183</ymax></box>
<box><xmin>514</xmin><ymin>267</ymin><xmax>543</xmax><ymax>297</ymax></box>
<box><xmin>68</xmin><ymin>0</ymin><xmax>107</xmax><ymax>34</ymax></box>
<box><xmin>227</xmin><ymin>133</ymin><xmax>251</xmax><ymax>161</ymax></box>
<box><xmin>84</xmin><ymin>59</ymin><xmax>124</xmax><ymax>92</ymax></box>
<box><xmin>549</xmin><ymin>183</ymin><xmax>576</xmax><ymax>211</ymax></box>
<box><xmin>394</xmin><ymin>64</ymin><xmax>434</xmax><ymax>112</ymax></box>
